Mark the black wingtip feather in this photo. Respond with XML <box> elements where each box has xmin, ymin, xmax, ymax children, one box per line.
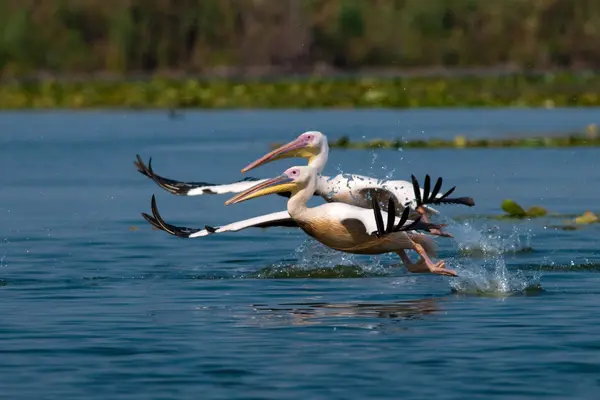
<box><xmin>392</xmin><ymin>207</ymin><xmax>411</xmax><ymax>232</ymax></box>
<box><xmin>396</xmin><ymin>215</ymin><xmax>423</xmax><ymax>232</ymax></box>
<box><xmin>411</xmin><ymin>174</ymin><xmax>422</xmax><ymax>206</ymax></box>
<box><xmin>135</xmin><ymin>154</ymin><xmax>152</xmax><ymax>178</ymax></box>
<box><xmin>367</xmin><ymin>191</ymin><xmax>437</xmax><ymax>236</ymax></box>
<box><xmin>437</xmin><ymin>186</ymin><xmax>456</xmax><ymax>201</ymax></box>
<box><xmin>438</xmin><ymin>196</ymin><xmax>475</xmax><ymax>207</ymax></box>
<box><xmin>371</xmin><ymin>195</ymin><xmax>385</xmax><ymax>237</ymax></box>
<box><xmin>141</xmin><ymin>212</ymin><xmax>162</xmax><ymax>230</ymax></box>
<box><xmin>385</xmin><ymin>197</ymin><xmax>396</xmax><ymax>234</ymax></box>
<box><xmin>410</xmin><ymin>175</ymin><xmax>474</xmax><ymax>208</ymax></box>
<box><xmin>143</xmin><ymin>194</ymin><xmax>203</xmax><ymax>238</ymax></box>
<box><xmin>423</xmin><ymin>175</ymin><xmax>431</xmax><ymax>203</ymax></box>
<box><xmin>136</xmin><ymin>154</ymin><xmax>277</xmax><ymax>198</ymax></box>
<box><xmin>138</xmin><ymin>156</ymin><xmax>219</xmax><ymax>196</ymax></box>
<box><xmin>430</xmin><ymin>177</ymin><xmax>443</xmax><ymax>201</ymax></box>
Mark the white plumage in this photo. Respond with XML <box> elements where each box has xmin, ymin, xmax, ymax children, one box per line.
<box><xmin>188</xmin><ymin>210</ymin><xmax>295</xmax><ymax>238</ymax></box>
<box><xmin>135</xmin><ymin>158</ymin><xmax>439</xmax><ymax>214</ymax></box>
<box><xmin>185</xmin><ymin>179</ymin><xmax>270</xmax><ymax>196</ymax></box>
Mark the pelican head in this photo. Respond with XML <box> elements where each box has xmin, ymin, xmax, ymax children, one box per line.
<box><xmin>241</xmin><ymin>131</ymin><xmax>326</xmax><ymax>173</ymax></box>
<box><xmin>225</xmin><ymin>166</ymin><xmax>311</xmax><ymax>205</ymax></box>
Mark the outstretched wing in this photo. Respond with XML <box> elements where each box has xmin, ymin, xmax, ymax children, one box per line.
<box><xmin>368</xmin><ymin>197</ymin><xmax>444</xmax><ymax>237</ymax></box>
<box><xmin>141</xmin><ymin>195</ymin><xmax>298</xmax><ymax>238</ymax></box>
<box><xmin>134</xmin><ymin>155</ymin><xmax>291</xmax><ymax>198</ymax></box>
<box><xmin>319</xmin><ymin>173</ymin><xmax>436</xmax><ymax>216</ymax></box>
<box><xmin>410</xmin><ymin>174</ymin><xmax>475</xmax><ymax>209</ymax></box>
<box><xmin>320</xmin><ymin>173</ymin><xmax>474</xmax><ymax>215</ymax></box>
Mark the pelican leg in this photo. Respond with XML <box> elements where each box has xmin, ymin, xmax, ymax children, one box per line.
<box><xmin>416</xmin><ymin>206</ymin><xmax>442</xmax><ymax>236</ymax></box>
<box><xmin>407</xmin><ymin>240</ymin><xmax>457</xmax><ymax>277</ymax></box>
<box><xmin>396</xmin><ymin>250</ymin><xmax>430</xmax><ymax>273</ymax></box>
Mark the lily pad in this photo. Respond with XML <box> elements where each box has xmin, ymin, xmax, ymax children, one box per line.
<box><xmin>454</xmin><ymin>135</ymin><xmax>467</xmax><ymax>148</ymax></box>
<box><xmin>501</xmin><ymin>199</ymin><xmax>526</xmax><ymax>217</ymax></box>
<box><xmin>574</xmin><ymin>211</ymin><xmax>599</xmax><ymax>224</ymax></box>
<box><xmin>526</xmin><ymin>206</ymin><xmax>548</xmax><ymax>217</ymax></box>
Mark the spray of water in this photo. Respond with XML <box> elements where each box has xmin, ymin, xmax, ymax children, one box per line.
<box><xmin>367</xmin><ymin>148</ymin><xmax>398</xmax><ymax>181</ymax></box>
<box><xmin>266</xmin><ymin>148</ymin><xmax>542</xmax><ymax>291</ymax></box>
<box><xmin>250</xmin><ymin>237</ymin><xmax>391</xmax><ymax>279</ymax></box>
<box><xmin>445</xmin><ymin>220</ymin><xmax>542</xmax><ymax>295</ymax></box>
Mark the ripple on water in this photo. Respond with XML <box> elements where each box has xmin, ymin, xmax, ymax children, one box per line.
<box><xmin>250</xmin><ymin>264</ymin><xmax>387</xmax><ymax>279</ymax></box>
<box><xmin>244</xmin><ymin>297</ymin><xmax>444</xmax><ymax>329</ymax></box>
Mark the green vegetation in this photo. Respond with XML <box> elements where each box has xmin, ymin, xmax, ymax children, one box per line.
<box><xmin>574</xmin><ymin>211</ymin><xmax>599</xmax><ymax>225</ymax></box>
<box><xmin>497</xmin><ymin>199</ymin><xmax>598</xmax><ymax>230</ymax></box>
<box><xmin>501</xmin><ymin>200</ymin><xmax>548</xmax><ymax>219</ymax></box>
<box><xmin>270</xmin><ymin>124</ymin><xmax>600</xmax><ymax>150</ymax></box>
<box><xmin>3</xmin><ymin>1</ymin><xmax>600</xmax><ymax>109</ymax></box>
<box><xmin>2</xmin><ymin>0</ymin><xmax>600</xmax><ymax>76</ymax></box>
<box><xmin>2</xmin><ymin>73</ymin><xmax>600</xmax><ymax>109</ymax></box>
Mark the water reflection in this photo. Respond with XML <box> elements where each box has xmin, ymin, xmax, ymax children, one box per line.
<box><xmin>245</xmin><ymin>297</ymin><xmax>444</xmax><ymax>328</ymax></box>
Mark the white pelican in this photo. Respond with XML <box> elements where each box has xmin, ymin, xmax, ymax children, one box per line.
<box><xmin>142</xmin><ymin>173</ymin><xmax>460</xmax><ymax>239</ymax></box>
<box><xmin>134</xmin><ymin>131</ymin><xmax>474</xmax><ymax>218</ymax></box>
<box><xmin>142</xmin><ymin>202</ymin><xmax>297</xmax><ymax>238</ymax></box>
<box><xmin>143</xmin><ymin>167</ymin><xmax>460</xmax><ymax>277</ymax></box>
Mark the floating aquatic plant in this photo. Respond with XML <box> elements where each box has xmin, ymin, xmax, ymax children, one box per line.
<box><xmin>304</xmin><ymin>128</ymin><xmax>600</xmax><ymax>150</ymax></box>
<box><xmin>500</xmin><ymin>199</ymin><xmax>548</xmax><ymax>219</ymax></box>
<box><xmin>496</xmin><ymin>202</ymin><xmax>598</xmax><ymax>230</ymax></box>
<box><xmin>2</xmin><ymin>74</ymin><xmax>600</xmax><ymax>109</ymax></box>
<box><xmin>574</xmin><ymin>211</ymin><xmax>599</xmax><ymax>224</ymax></box>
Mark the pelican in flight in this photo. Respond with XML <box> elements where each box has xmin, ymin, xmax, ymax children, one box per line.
<box><xmin>142</xmin><ymin>167</ymin><xmax>462</xmax><ymax>277</ymax></box>
<box><xmin>134</xmin><ymin>131</ymin><xmax>474</xmax><ymax>218</ymax></box>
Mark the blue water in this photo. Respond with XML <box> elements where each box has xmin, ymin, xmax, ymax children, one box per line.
<box><xmin>2</xmin><ymin>109</ymin><xmax>600</xmax><ymax>399</ymax></box>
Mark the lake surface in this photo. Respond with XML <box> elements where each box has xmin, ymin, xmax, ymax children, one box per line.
<box><xmin>1</xmin><ymin>108</ymin><xmax>600</xmax><ymax>399</ymax></box>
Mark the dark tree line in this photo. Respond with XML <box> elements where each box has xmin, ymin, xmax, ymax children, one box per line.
<box><xmin>1</xmin><ymin>0</ymin><xmax>600</xmax><ymax>77</ymax></box>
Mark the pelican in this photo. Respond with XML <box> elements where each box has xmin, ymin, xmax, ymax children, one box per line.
<box><xmin>134</xmin><ymin>131</ymin><xmax>474</xmax><ymax>219</ymax></box>
<box><xmin>142</xmin><ymin>173</ymin><xmax>459</xmax><ymax>239</ymax></box>
<box><xmin>143</xmin><ymin>204</ymin><xmax>298</xmax><ymax>238</ymax></box>
<box><xmin>224</xmin><ymin>165</ymin><xmax>458</xmax><ymax>276</ymax></box>
<box><xmin>143</xmin><ymin>167</ymin><xmax>462</xmax><ymax>277</ymax></box>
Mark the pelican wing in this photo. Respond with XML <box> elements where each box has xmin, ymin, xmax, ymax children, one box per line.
<box><xmin>142</xmin><ymin>195</ymin><xmax>297</xmax><ymax>238</ymax></box>
<box><xmin>318</xmin><ymin>202</ymin><xmax>440</xmax><ymax>237</ymax></box>
<box><xmin>318</xmin><ymin>173</ymin><xmax>475</xmax><ymax>214</ymax></box>
<box><xmin>134</xmin><ymin>155</ymin><xmax>288</xmax><ymax>197</ymax></box>
<box><xmin>410</xmin><ymin>175</ymin><xmax>475</xmax><ymax>208</ymax></box>
<box><xmin>317</xmin><ymin>173</ymin><xmax>438</xmax><ymax>215</ymax></box>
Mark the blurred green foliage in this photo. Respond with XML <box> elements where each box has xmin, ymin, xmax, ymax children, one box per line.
<box><xmin>3</xmin><ymin>0</ymin><xmax>600</xmax><ymax>109</ymax></box>
<box><xmin>1</xmin><ymin>73</ymin><xmax>600</xmax><ymax>109</ymax></box>
<box><xmin>1</xmin><ymin>0</ymin><xmax>600</xmax><ymax>76</ymax></box>
<box><xmin>304</xmin><ymin>126</ymin><xmax>600</xmax><ymax>149</ymax></box>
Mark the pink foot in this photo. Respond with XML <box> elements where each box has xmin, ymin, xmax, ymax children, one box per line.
<box><xmin>428</xmin><ymin>261</ymin><xmax>457</xmax><ymax>277</ymax></box>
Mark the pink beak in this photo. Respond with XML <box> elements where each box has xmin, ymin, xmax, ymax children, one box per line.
<box><xmin>241</xmin><ymin>137</ymin><xmax>306</xmax><ymax>173</ymax></box>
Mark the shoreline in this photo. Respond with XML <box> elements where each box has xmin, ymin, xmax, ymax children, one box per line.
<box><xmin>1</xmin><ymin>73</ymin><xmax>600</xmax><ymax>109</ymax></box>
<box><xmin>269</xmin><ymin>126</ymin><xmax>600</xmax><ymax>150</ymax></box>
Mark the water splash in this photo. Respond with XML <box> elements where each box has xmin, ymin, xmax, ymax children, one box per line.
<box><xmin>451</xmin><ymin>220</ymin><xmax>533</xmax><ymax>256</ymax></box>
<box><xmin>294</xmin><ymin>238</ymin><xmax>390</xmax><ymax>273</ymax></box>
<box><xmin>258</xmin><ymin>238</ymin><xmax>392</xmax><ymax>278</ymax></box>
<box><xmin>368</xmin><ymin>149</ymin><xmax>397</xmax><ymax>181</ymax></box>
<box><xmin>446</xmin><ymin>220</ymin><xmax>542</xmax><ymax>295</ymax></box>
